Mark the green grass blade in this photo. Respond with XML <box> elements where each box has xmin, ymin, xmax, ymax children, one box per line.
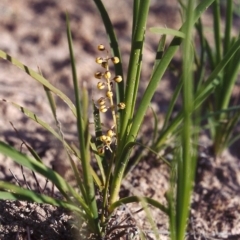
<box><xmin>9</xmin><ymin>122</ymin><xmax>43</xmax><ymax>163</ymax></box>
<box><xmin>36</xmin><ymin>64</ymin><xmax>57</xmax><ymax>122</ymax></box>
<box><xmin>67</xmin><ymin>153</ymin><xmax>87</xmax><ymax>201</ymax></box>
<box><xmin>151</xmin><ymin>34</ymin><xmax>166</xmax><ymax>76</ymax></box>
<box><xmin>109</xmin><ymin>196</ymin><xmax>169</xmax><ymax>216</ymax></box>
<box><xmin>205</xmin><ymin>37</ymin><xmax>215</xmax><ymax>70</ymax></box>
<box><xmin>0</xmin><ymin>183</ymin><xmax>84</xmax><ymax>215</ymax></box>
<box><xmin>167</xmin><ymin>157</ymin><xmax>177</xmax><ymax>240</ymax></box>
<box><xmin>132</xmin><ymin>0</ymin><xmax>140</xmax><ymax>37</ymax></box>
<box><xmin>0</xmin><ymin>141</ymin><xmax>90</xmax><ymax>211</ymax></box>
<box><xmin>124</xmin><ymin>140</ymin><xmax>171</xmax><ymax>177</ymax></box>
<box><xmin>212</xmin><ymin>0</ymin><xmax>222</xmax><ymax>62</ymax></box>
<box><xmin>194</xmin><ymin>19</ymin><xmax>207</xmax><ymax>90</ymax></box>
<box><xmin>223</xmin><ymin>0</ymin><xmax>233</xmax><ymax>55</ymax></box>
<box><xmin>120</xmin><ymin>0</ymin><xmax>150</xmax><ymax>142</ymax></box>
<box><xmin>154</xmin><ymin>112</ymin><xmax>183</xmax><ymax>151</ymax></box>
<box><xmin>89</xmin><ymin>142</ymin><xmax>106</xmax><ymax>186</ymax></box>
<box><xmin>138</xmin><ymin>198</ymin><xmax>161</xmax><ymax>240</ymax></box>
<box><xmin>2</xmin><ymin>100</ymin><xmax>74</xmax><ymax>154</ymax></box>
<box><xmin>0</xmin><ymin>50</ymin><xmax>76</xmax><ymax>117</ymax></box>
<box><xmin>43</xmin><ymin>85</ymin><xmax>58</xmax><ymax>122</ymax></box>
<box><xmin>176</xmin><ymin>0</ymin><xmax>195</xmax><ymax>238</ymax></box>
<box><xmin>66</xmin><ymin>13</ymin><xmax>98</xmax><ymax>226</ymax></box>
<box><xmin>150</xmin><ymin>27</ymin><xmax>186</xmax><ymax>39</ymax></box>
<box><xmin>220</xmin><ymin>47</ymin><xmax>240</xmax><ymax>110</ymax></box>
<box><xmin>151</xmin><ymin>107</ymin><xmax>159</xmax><ymax>144</ymax></box>
<box><xmin>162</xmin><ymin>79</ymin><xmax>183</xmax><ymax>132</ymax></box>
<box><xmin>195</xmin><ymin>38</ymin><xmax>240</xmax><ymax>108</ymax></box>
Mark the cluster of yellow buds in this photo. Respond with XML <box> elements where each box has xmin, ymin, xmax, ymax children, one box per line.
<box><xmin>94</xmin><ymin>44</ymin><xmax>125</xmax><ymax>154</ymax></box>
<box><xmin>98</xmin><ymin>129</ymin><xmax>116</xmax><ymax>153</ymax></box>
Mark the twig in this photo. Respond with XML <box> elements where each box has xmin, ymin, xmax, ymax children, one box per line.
<box><xmin>21</xmin><ymin>165</ymin><xmax>31</xmax><ymax>190</ymax></box>
<box><xmin>9</xmin><ymin>169</ymin><xmax>22</xmax><ymax>187</ymax></box>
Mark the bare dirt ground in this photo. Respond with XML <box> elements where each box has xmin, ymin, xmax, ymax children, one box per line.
<box><xmin>0</xmin><ymin>0</ymin><xmax>240</xmax><ymax>239</ymax></box>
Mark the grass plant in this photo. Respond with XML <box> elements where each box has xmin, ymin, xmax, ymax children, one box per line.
<box><xmin>198</xmin><ymin>0</ymin><xmax>240</xmax><ymax>155</ymax></box>
<box><xmin>0</xmin><ymin>0</ymin><xmax>239</xmax><ymax>239</ymax></box>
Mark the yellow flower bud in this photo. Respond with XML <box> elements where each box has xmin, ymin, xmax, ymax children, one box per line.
<box><xmin>106</xmin><ymin>91</ymin><xmax>113</xmax><ymax>98</ymax></box>
<box><xmin>104</xmin><ymin>71</ymin><xmax>111</xmax><ymax>79</ymax></box>
<box><xmin>96</xmin><ymin>57</ymin><xmax>103</xmax><ymax>64</ymax></box>
<box><xmin>113</xmin><ymin>75</ymin><xmax>122</xmax><ymax>83</ymax></box>
<box><xmin>111</xmin><ymin>57</ymin><xmax>120</xmax><ymax>64</ymax></box>
<box><xmin>118</xmin><ymin>102</ymin><xmax>126</xmax><ymax>109</ymax></box>
<box><xmin>105</xmin><ymin>136</ymin><xmax>112</xmax><ymax>144</ymax></box>
<box><xmin>99</xmin><ymin>105</ymin><xmax>108</xmax><ymax>112</ymax></box>
<box><xmin>97</xmin><ymin>82</ymin><xmax>105</xmax><ymax>90</ymax></box>
<box><xmin>101</xmin><ymin>61</ymin><xmax>108</xmax><ymax>69</ymax></box>
<box><xmin>107</xmin><ymin>129</ymin><xmax>115</xmax><ymax>138</ymax></box>
<box><xmin>100</xmin><ymin>135</ymin><xmax>107</xmax><ymax>141</ymax></box>
<box><xmin>98</xmin><ymin>44</ymin><xmax>105</xmax><ymax>51</ymax></box>
<box><xmin>98</xmin><ymin>98</ymin><xmax>105</xmax><ymax>106</ymax></box>
<box><xmin>94</xmin><ymin>72</ymin><xmax>102</xmax><ymax>79</ymax></box>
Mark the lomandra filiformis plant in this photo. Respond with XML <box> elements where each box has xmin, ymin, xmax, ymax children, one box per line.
<box><xmin>0</xmin><ymin>1</ymin><xmax>239</xmax><ymax>239</ymax></box>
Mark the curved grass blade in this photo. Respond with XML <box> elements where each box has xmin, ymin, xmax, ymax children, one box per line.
<box><xmin>150</xmin><ymin>27</ymin><xmax>186</xmax><ymax>39</ymax></box>
<box><xmin>150</xmin><ymin>107</ymin><xmax>159</xmax><ymax>144</ymax></box>
<box><xmin>38</xmin><ymin>67</ymin><xmax>58</xmax><ymax>123</ymax></box>
<box><xmin>0</xmin><ymin>50</ymin><xmax>76</xmax><ymax>117</ymax></box>
<box><xmin>0</xmin><ymin>141</ymin><xmax>90</xmax><ymax>214</ymax></box>
<box><xmin>123</xmin><ymin>140</ymin><xmax>171</xmax><ymax>177</ymax></box>
<box><xmin>9</xmin><ymin>121</ymin><xmax>43</xmax><ymax>163</ymax></box>
<box><xmin>194</xmin><ymin>19</ymin><xmax>207</xmax><ymax>90</ymax></box>
<box><xmin>2</xmin><ymin>99</ymin><xmax>74</xmax><ymax>154</ymax></box>
<box><xmin>0</xmin><ymin>182</ymin><xmax>84</xmax><ymax>215</ymax></box>
<box><xmin>43</xmin><ymin>84</ymin><xmax>57</xmax><ymax>122</ymax></box>
<box><xmin>108</xmin><ymin>196</ymin><xmax>169</xmax><ymax>216</ymax></box>
<box><xmin>176</xmin><ymin>0</ymin><xmax>195</xmax><ymax>238</ymax></box>
<box><xmin>195</xmin><ymin>38</ymin><xmax>240</xmax><ymax>108</ymax></box>
<box><xmin>151</xmin><ymin>34</ymin><xmax>166</xmax><ymax>76</ymax></box>
<box><xmin>161</xmin><ymin>78</ymin><xmax>182</xmax><ymax>132</ymax></box>
<box><xmin>66</xmin><ymin>14</ymin><xmax>99</xmax><ymax>229</ymax></box>
<box><xmin>139</xmin><ymin>198</ymin><xmax>160</xmax><ymax>240</ymax></box>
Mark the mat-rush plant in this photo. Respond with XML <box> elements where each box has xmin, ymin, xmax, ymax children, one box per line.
<box><xmin>0</xmin><ymin>0</ymin><xmax>239</xmax><ymax>239</ymax></box>
<box><xmin>194</xmin><ymin>0</ymin><xmax>240</xmax><ymax>156</ymax></box>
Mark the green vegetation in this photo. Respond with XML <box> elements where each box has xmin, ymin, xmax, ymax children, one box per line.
<box><xmin>0</xmin><ymin>0</ymin><xmax>239</xmax><ymax>239</ymax></box>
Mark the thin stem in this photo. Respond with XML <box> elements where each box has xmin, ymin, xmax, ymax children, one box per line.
<box><xmin>176</xmin><ymin>0</ymin><xmax>195</xmax><ymax>238</ymax></box>
<box><xmin>213</xmin><ymin>0</ymin><xmax>222</xmax><ymax>62</ymax></box>
<box><xmin>119</xmin><ymin>0</ymin><xmax>150</xmax><ymax>143</ymax></box>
